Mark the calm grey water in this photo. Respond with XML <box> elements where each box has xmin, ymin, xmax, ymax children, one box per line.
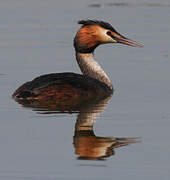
<box><xmin>0</xmin><ymin>0</ymin><xmax>170</xmax><ymax>179</ymax></box>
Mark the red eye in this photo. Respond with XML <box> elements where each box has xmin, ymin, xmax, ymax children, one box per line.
<box><xmin>106</xmin><ymin>31</ymin><xmax>112</xmax><ymax>36</ymax></box>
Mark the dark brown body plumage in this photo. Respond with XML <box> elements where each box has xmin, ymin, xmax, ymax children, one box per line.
<box><xmin>12</xmin><ymin>73</ymin><xmax>113</xmax><ymax>108</ymax></box>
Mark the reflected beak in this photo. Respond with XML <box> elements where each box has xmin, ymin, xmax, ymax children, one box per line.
<box><xmin>111</xmin><ymin>32</ymin><xmax>143</xmax><ymax>47</ymax></box>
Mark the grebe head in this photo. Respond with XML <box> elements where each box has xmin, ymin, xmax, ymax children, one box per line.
<box><xmin>74</xmin><ymin>19</ymin><xmax>143</xmax><ymax>53</ymax></box>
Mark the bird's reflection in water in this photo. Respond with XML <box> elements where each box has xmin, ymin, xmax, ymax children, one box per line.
<box><xmin>16</xmin><ymin>96</ymin><xmax>139</xmax><ymax>161</ymax></box>
<box><xmin>73</xmin><ymin>97</ymin><xmax>139</xmax><ymax>160</ymax></box>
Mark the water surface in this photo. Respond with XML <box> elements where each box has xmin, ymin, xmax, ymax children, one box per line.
<box><xmin>0</xmin><ymin>0</ymin><xmax>170</xmax><ymax>179</ymax></box>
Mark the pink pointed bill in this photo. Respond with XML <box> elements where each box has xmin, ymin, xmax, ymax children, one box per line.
<box><xmin>116</xmin><ymin>36</ymin><xmax>143</xmax><ymax>47</ymax></box>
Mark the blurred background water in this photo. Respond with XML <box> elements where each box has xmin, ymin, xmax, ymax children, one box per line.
<box><xmin>0</xmin><ymin>0</ymin><xmax>170</xmax><ymax>179</ymax></box>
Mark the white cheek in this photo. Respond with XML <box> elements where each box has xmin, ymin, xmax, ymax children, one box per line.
<box><xmin>100</xmin><ymin>29</ymin><xmax>117</xmax><ymax>43</ymax></box>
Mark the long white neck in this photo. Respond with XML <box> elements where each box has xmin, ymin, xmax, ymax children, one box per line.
<box><xmin>76</xmin><ymin>52</ymin><xmax>112</xmax><ymax>89</ymax></box>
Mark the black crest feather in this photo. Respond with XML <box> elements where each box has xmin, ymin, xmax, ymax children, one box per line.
<box><xmin>78</xmin><ymin>19</ymin><xmax>117</xmax><ymax>32</ymax></box>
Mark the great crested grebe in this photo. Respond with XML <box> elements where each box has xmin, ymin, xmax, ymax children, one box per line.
<box><xmin>12</xmin><ymin>20</ymin><xmax>143</xmax><ymax>105</ymax></box>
